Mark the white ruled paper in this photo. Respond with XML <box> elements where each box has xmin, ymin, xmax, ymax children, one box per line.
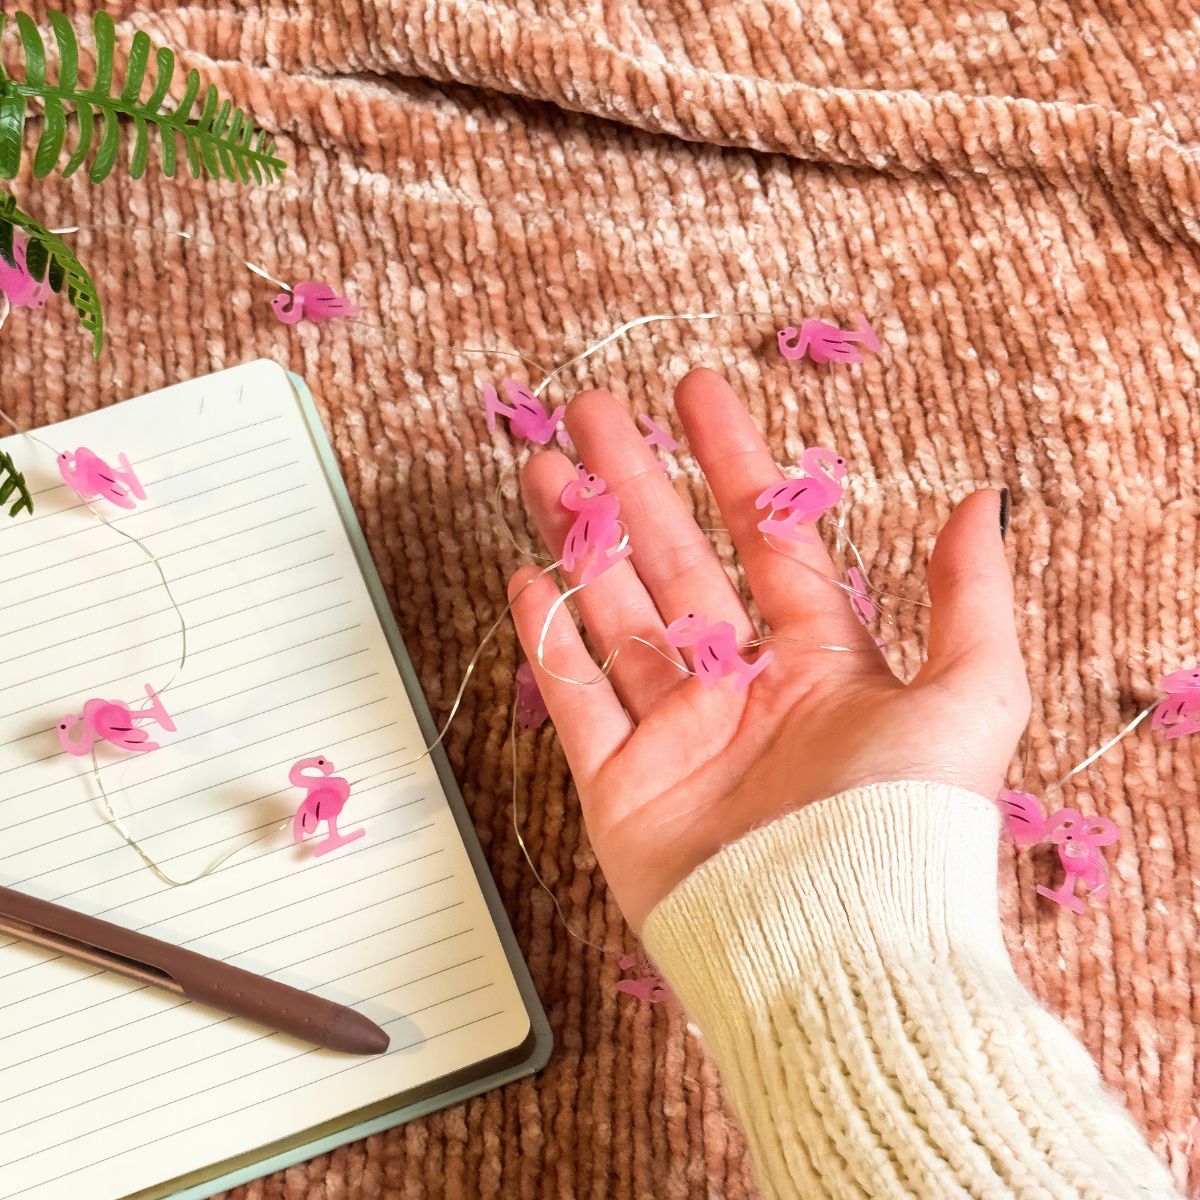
<box><xmin>0</xmin><ymin>361</ymin><xmax>529</xmax><ymax>1200</ymax></box>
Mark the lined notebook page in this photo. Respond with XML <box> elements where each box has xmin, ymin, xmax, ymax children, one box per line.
<box><xmin>0</xmin><ymin>361</ymin><xmax>530</xmax><ymax>1200</ymax></box>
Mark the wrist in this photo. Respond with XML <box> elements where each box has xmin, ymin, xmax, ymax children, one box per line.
<box><xmin>643</xmin><ymin>781</ymin><xmax>1009</xmax><ymax>1007</ymax></box>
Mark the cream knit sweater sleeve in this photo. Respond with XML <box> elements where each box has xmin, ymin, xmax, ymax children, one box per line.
<box><xmin>642</xmin><ymin>781</ymin><xmax>1180</xmax><ymax>1200</ymax></box>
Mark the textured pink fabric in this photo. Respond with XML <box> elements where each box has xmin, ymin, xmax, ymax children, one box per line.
<box><xmin>3</xmin><ymin>1</ymin><xmax>1200</xmax><ymax>1194</ymax></box>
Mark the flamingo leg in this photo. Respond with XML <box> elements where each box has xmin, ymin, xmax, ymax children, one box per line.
<box><xmin>312</xmin><ymin>812</ymin><xmax>366</xmax><ymax>858</ymax></box>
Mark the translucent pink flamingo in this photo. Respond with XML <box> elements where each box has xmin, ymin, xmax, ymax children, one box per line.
<box><xmin>996</xmin><ymin>788</ymin><xmax>1052</xmax><ymax>845</ymax></box>
<box><xmin>1153</xmin><ymin>667</ymin><xmax>1200</xmax><ymax>740</ymax></box>
<box><xmin>997</xmin><ymin>790</ymin><xmax>1119</xmax><ymax>913</ymax></box>
<box><xmin>0</xmin><ymin>231</ymin><xmax>51</xmax><ymax>311</ymax></box>
<box><xmin>57</xmin><ymin>685</ymin><xmax>175</xmax><ymax>756</ymax></box>
<box><xmin>755</xmin><ymin>447</ymin><xmax>847</xmax><ymax>542</ymax></box>
<box><xmin>559</xmin><ymin>465</ymin><xmax>633</xmax><ymax>583</ymax></box>
<box><xmin>484</xmin><ymin>379</ymin><xmax>566</xmax><ymax>446</ymax></box>
<box><xmin>777</xmin><ymin>314</ymin><xmax>879</xmax><ymax>365</ymax></box>
<box><xmin>57</xmin><ymin>447</ymin><xmax>146</xmax><ymax>510</ymax></box>
<box><xmin>290</xmin><ymin>755</ymin><xmax>365</xmax><ymax>858</ymax></box>
<box><xmin>846</xmin><ymin>566</ymin><xmax>876</xmax><ymax>624</ymax></box>
<box><xmin>514</xmin><ymin>662</ymin><xmax>550</xmax><ymax>731</ymax></box>
<box><xmin>665</xmin><ymin>612</ymin><xmax>773</xmax><ymax>692</ymax></box>
<box><xmin>272</xmin><ymin>282</ymin><xmax>361</xmax><ymax>325</ymax></box>
<box><xmin>614</xmin><ymin>951</ymin><xmax>673</xmax><ymax>1005</ymax></box>
<box><xmin>637</xmin><ymin>413</ymin><xmax>678</xmax><ymax>452</ymax></box>
<box><xmin>1035</xmin><ymin>809</ymin><xmax>1119</xmax><ymax>915</ymax></box>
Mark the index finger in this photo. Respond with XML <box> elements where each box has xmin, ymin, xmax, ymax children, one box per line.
<box><xmin>673</xmin><ymin>368</ymin><xmax>867</xmax><ymax>636</ymax></box>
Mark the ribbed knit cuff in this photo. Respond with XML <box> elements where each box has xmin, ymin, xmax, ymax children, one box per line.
<box><xmin>643</xmin><ymin>781</ymin><xmax>1010</xmax><ymax>1012</ymax></box>
<box><xmin>642</xmin><ymin>781</ymin><xmax>1181</xmax><ymax>1199</ymax></box>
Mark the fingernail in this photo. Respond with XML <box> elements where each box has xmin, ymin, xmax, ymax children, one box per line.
<box><xmin>999</xmin><ymin>487</ymin><xmax>1011</xmax><ymax>540</ymax></box>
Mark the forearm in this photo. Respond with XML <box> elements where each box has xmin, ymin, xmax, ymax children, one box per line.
<box><xmin>643</xmin><ymin>782</ymin><xmax>1179</xmax><ymax>1200</ymax></box>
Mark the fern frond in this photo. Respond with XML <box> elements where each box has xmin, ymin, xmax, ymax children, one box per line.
<box><xmin>0</xmin><ymin>187</ymin><xmax>103</xmax><ymax>356</ymax></box>
<box><xmin>0</xmin><ymin>450</ymin><xmax>35</xmax><ymax>518</ymax></box>
<box><xmin>0</xmin><ymin>10</ymin><xmax>287</xmax><ymax>184</ymax></box>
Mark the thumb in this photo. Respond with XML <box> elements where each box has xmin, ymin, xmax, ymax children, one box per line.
<box><xmin>918</xmin><ymin>489</ymin><xmax>1028</xmax><ymax>706</ymax></box>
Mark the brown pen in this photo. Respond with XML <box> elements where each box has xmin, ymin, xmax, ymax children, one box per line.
<box><xmin>0</xmin><ymin>884</ymin><xmax>389</xmax><ymax>1055</ymax></box>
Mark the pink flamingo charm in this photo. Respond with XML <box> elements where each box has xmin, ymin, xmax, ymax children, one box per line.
<box><xmin>846</xmin><ymin>566</ymin><xmax>876</xmax><ymax>624</ymax></box>
<box><xmin>57</xmin><ymin>684</ymin><xmax>175</xmax><ymax>756</ymax></box>
<box><xmin>996</xmin><ymin>788</ymin><xmax>1052</xmax><ymax>845</ymax></box>
<box><xmin>0</xmin><ymin>230</ymin><xmax>52</xmax><ymax>311</ymax></box>
<box><xmin>777</xmin><ymin>314</ymin><xmax>879</xmax><ymax>365</ymax></box>
<box><xmin>1153</xmin><ymin>667</ymin><xmax>1200</xmax><ymax>740</ymax></box>
<box><xmin>272</xmin><ymin>282</ymin><xmax>361</xmax><ymax>325</ymax></box>
<box><xmin>57</xmin><ymin>447</ymin><xmax>146</xmax><ymax>510</ymax></box>
<box><xmin>614</xmin><ymin>951</ymin><xmax>673</xmax><ymax>1005</ymax></box>
<box><xmin>1035</xmin><ymin>809</ymin><xmax>1119</xmax><ymax>915</ymax></box>
<box><xmin>665</xmin><ymin>612</ymin><xmax>773</xmax><ymax>692</ymax></box>
<box><xmin>755</xmin><ymin>447</ymin><xmax>847</xmax><ymax>543</ymax></box>
<box><xmin>559</xmin><ymin>465</ymin><xmax>633</xmax><ymax>583</ymax></box>
<box><xmin>483</xmin><ymin>379</ymin><xmax>566</xmax><ymax>446</ymax></box>
<box><xmin>637</xmin><ymin>413</ymin><xmax>678</xmax><ymax>453</ymax></box>
<box><xmin>515</xmin><ymin>662</ymin><xmax>550</xmax><ymax>731</ymax></box>
<box><xmin>290</xmin><ymin>755</ymin><xmax>365</xmax><ymax>858</ymax></box>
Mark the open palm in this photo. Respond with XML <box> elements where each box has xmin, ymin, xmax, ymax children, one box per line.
<box><xmin>510</xmin><ymin>369</ymin><xmax>1030</xmax><ymax>929</ymax></box>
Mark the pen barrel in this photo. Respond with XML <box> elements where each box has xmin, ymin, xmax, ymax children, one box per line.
<box><xmin>0</xmin><ymin>885</ymin><xmax>384</xmax><ymax>1053</ymax></box>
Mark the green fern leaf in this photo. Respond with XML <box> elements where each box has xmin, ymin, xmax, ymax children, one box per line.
<box><xmin>33</xmin><ymin>96</ymin><xmax>66</xmax><ymax>177</ymax></box>
<box><xmin>15</xmin><ymin>13</ymin><xmax>45</xmax><ymax>88</ymax></box>
<box><xmin>197</xmin><ymin>84</ymin><xmax>219</xmax><ymax>131</ymax></box>
<box><xmin>0</xmin><ymin>189</ymin><xmax>104</xmax><ymax>356</ymax></box>
<box><xmin>196</xmin><ymin>128</ymin><xmax>221</xmax><ymax>177</ymax></box>
<box><xmin>144</xmin><ymin>48</ymin><xmax>174</xmax><ymax>113</ymax></box>
<box><xmin>89</xmin><ymin>107</ymin><xmax>120</xmax><ymax>182</ymax></box>
<box><xmin>61</xmin><ymin>97</ymin><xmax>93</xmax><ymax>177</ymax></box>
<box><xmin>0</xmin><ymin>90</ymin><xmax>26</xmax><ymax>179</ymax></box>
<box><xmin>120</xmin><ymin>30</ymin><xmax>151</xmax><ymax>103</ymax></box>
<box><xmin>91</xmin><ymin>10</ymin><xmax>115</xmax><ymax>96</ymax></box>
<box><xmin>181</xmin><ymin>128</ymin><xmax>201</xmax><ymax>176</ymax></box>
<box><xmin>48</xmin><ymin>11</ymin><xmax>77</xmax><ymax>90</ymax></box>
<box><xmin>0</xmin><ymin>450</ymin><xmax>35</xmax><ymax>519</ymax></box>
<box><xmin>159</xmin><ymin>125</ymin><xmax>177</xmax><ymax>176</ymax></box>
<box><xmin>2</xmin><ymin>11</ymin><xmax>288</xmax><ymax>185</ymax></box>
<box><xmin>24</xmin><ymin>233</ymin><xmax>47</xmax><ymax>279</ymax></box>
<box><xmin>175</xmin><ymin>68</ymin><xmax>201</xmax><ymax>122</ymax></box>
<box><xmin>129</xmin><ymin>115</ymin><xmax>148</xmax><ymax>178</ymax></box>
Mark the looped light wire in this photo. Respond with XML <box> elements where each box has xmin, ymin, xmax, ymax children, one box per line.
<box><xmin>91</xmin><ymin>746</ymin><xmax>290</xmax><ymax>888</ymax></box>
<box><xmin>531</xmin><ymin>310</ymin><xmax>775</xmax><ymax>397</ymax></box>
<box><xmin>0</xmin><ymin>414</ymin><xmax>190</xmax><ymax>697</ymax></box>
<box><xmin>86</xmin><ymin>559</ymin><xmax>568</xmax><ymax>883</ymax></box>
<box><xmin>510</xmin><ymin>704</ymin><xmax>614</xmax><ymax>956</ymax></box>
<box><xmin>51</xmin><ymin>220</ymin><xmax>553</xmax><ymax>375</ymax></box>
<box><xmin>1045</xmin><ymin>703</ymin><xmax>1157</xmax><ymax>797</ymax></box>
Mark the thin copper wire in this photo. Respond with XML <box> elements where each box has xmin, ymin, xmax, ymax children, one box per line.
<box><xmin>82</xmin><ymin>558</ymin><xmax>569</xmax><ymax>884</ymax></box>
<box><xmin>0</xmin><ymin>414</ymin><xmax>190</xmax><ymax>696</ymax></box>
<box><xmin>53</xmin><ymin>222</ymin><xmax>553</xmax><ymax>376</ymax></box>
<box><xmin>530</xmin><ymin>310</ymin><xmax>775</xmax><ymax>397</ymax></box>
<box><xmin>90</xmin><ymin>745</ymin><xmax>290</xmax><ymax>888</ymax></box>
<box><xmin>510</xmin><ymin>704</ymin><xmax>613</xmax><ymax>955</ymax></box>
<box><xmin>1044</xmin><ymin>703</ymin><xmax>1157</xmax><ymax>798</ymax></box>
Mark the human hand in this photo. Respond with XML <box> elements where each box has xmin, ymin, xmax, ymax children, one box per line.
<box><xmin>509</xmin><ymin>369</ymin><xmax>1030</xmax><ymax>930</ymax></box>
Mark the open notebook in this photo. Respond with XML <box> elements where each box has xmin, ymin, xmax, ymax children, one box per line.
<box><xmin>0</xmin><ymin>360</ymin><xmax>550</xmax><ymax>1200</ymax></box>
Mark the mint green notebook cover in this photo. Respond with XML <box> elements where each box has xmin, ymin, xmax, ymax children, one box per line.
<box><xmin>148</xmin><ymin>371</ymin><xmax>552</xmax><ymax>1200</ymax></box>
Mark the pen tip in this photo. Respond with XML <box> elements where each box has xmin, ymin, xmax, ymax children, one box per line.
<box><xmin>325</xmin><ymin>1007</ymin><xmax>390</xmax><ymax>1055</ymax></box>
